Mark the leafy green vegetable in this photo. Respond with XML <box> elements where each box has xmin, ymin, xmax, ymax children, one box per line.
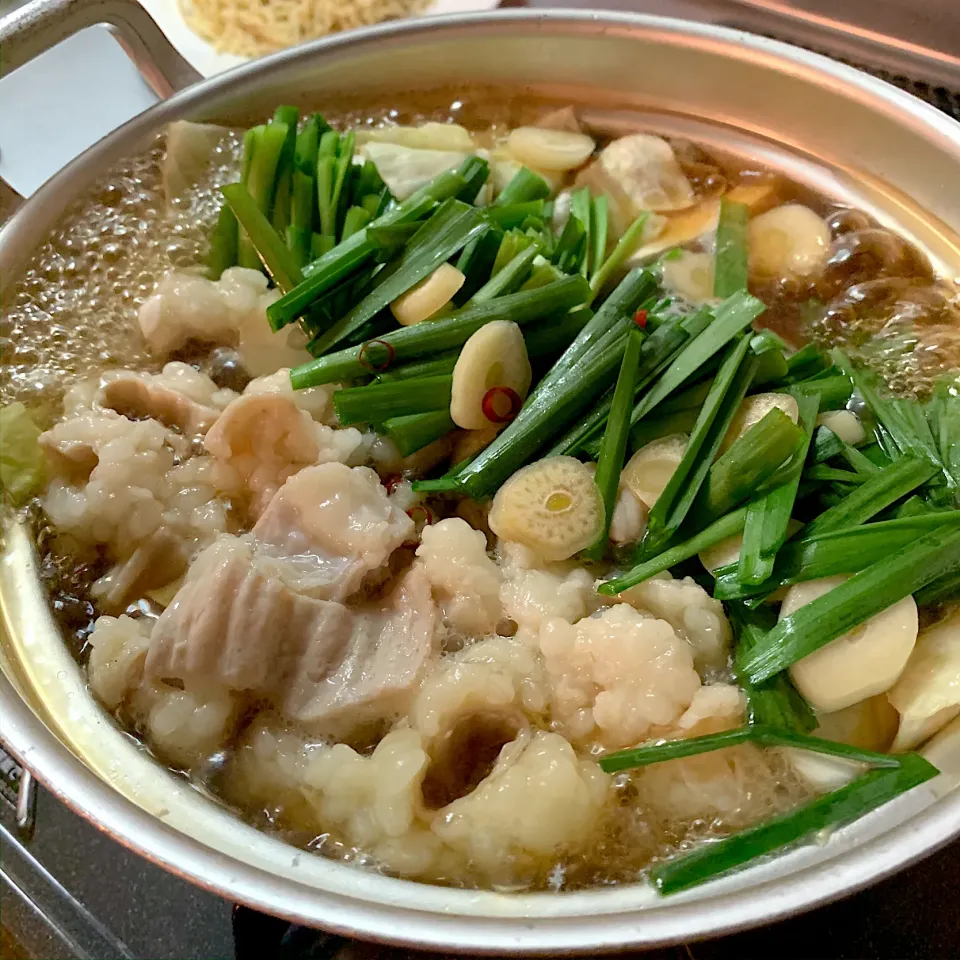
<box><xmin>0</xmin><ymin>403</ymin><xmax>45</xmax><ymax>504</ymax></box>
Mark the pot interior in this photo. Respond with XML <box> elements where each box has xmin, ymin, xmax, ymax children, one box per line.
<box><xmin>2</xmin><ymin>12</ymin><xmax>960</xmax><ymax>952</ymax></box>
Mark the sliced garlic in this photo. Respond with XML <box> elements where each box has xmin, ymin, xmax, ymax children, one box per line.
<box><xmin>814</xmin><ymin>695</ymin><xmax>900</xmax><ymax>751</ymax></box>
<box><xmin>488</xmin><ymin>456</ymin><xmax>603</xmax><ymax>562</ymax></box>
<box><xmin>748</xmin><ymin>203</ymin><xmax>831</xmax><ymax>279</ymax></box>
<box><xmin>625</xmin><ymin>201</ymin><xmax>719</xmax><ymax>267</ymax></box>
<box><xmin>506</xmin><ymin>127</ymin><xmax>596</xmax><ymax>172</ymax></box>
<box><xmin>390</xmin><ymin>263</ymin><xmax>465</xmax><ymax>327</ymax></box>
<box><xmin>784</xmin><ymin>695</ymin><xmax>899</xmax><ymax>791</ymax></box>
<box><xmin>783</xmin><ymin>749</ymin><xmax>867</xmax><ymax>792</ymax></box>
<box><xmin>699</xmin><ymin>533</ymin><xmax>744</xmax><ymax>573</ymax></box>
<box><xmin>720</xmin><ymin>392</ymin><xmax>799</xmax><ymax>454</ymax></box>
<box><xmin>661</xmin><ymin>250</ymin><xmax>716</xmax><ymax>304</ymax></box>
<box><xmin>726</xmin><ymin>181</ymin><xmax>779</xmax><ymax>215</ymax></box>
<box><xmin>699</xmin><ymin>517</ymin><xmax>802</xmax><ymax>573</ymax></box>
<box><xmin>620</xmin><ymin>434</ymin><xmax>688</xmax><ymax>509</ymax></box>
<box><xmin>781</xmin><ymin>576</ymin><xmax>919</xmax><ymax>713</ymax></box>
<box><xmin>887</xmin><ymin>610</ymin><xmax>960</xmax><ymax>751</ymax></box>
<box><xmin>921</xmin><ymin>715</ymin><xmax>960</xmax><ymax>785</ymax></box>
<box><xmin>817</xmin><ymin>409</ymin><xmax>865</xmax><ymax>446</ymax></box>
<box><xmin>609</xmin><ymin>486</ymin><xmax>649</xmax><ymax>544</ymax></box>
<box><xmin>597</xmin><ymin>133</ymin><xmax>695</xmax><ymax>212</ymax></box>
<box><xmin>356</xmin><ymin>122</ymin><xmax>475</xmax><ymax>151</ymax></box>
<box><xmin>449</xmin><ymin>320</ymin><xmax>532</xmax><ymax>430</ymax></box>
<box><xmin>489</xmin><ymin>149</ymin><xmax>565</xmax><ymax>198</ymax></box>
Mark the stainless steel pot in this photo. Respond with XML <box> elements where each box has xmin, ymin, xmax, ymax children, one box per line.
<box><xmin>2</xmin><ymin>2</ymin><xmax>960</xmax><ymax>953</ymax></box>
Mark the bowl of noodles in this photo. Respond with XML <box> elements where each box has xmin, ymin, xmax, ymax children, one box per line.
<box><xmin>138</xmin><ymin>0</ymin><xmax>502</xmax><ymax>76</ymax></box>
<box><xmin>1</xmin><ymin>4</ymin><xmax>960</xmax><ymax>954</ymax></box>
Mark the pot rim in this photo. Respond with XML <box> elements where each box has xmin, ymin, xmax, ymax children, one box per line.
<box><xmin>2</xmin><ymin>9</ymin><xmax>960</xmax><ymax>953</ymax></box>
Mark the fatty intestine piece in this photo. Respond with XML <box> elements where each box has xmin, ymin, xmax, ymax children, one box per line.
<box><xmin>431</xmin><ymin>731</ymin><xmax>611</xmax><ymax>884</ymax></box>
<box><xmin>145</xmin><ymin>535</ymin><xmax>437</xmax><ymax>738</ymax></box>
<box><xmin>40</xmin><ymin>410</ymin><xmax>228</xmax><ymax>560</ymax></box>
<box><xmin>86</xmin><ymin>613</ymin><xmax>239</xmax><ymax>770</ymax></box>
<box><xmin>613</xmin><ymin>572</ymin><xmax>733</xmax><ymax>675</ymax></box>
<box><xmin>128</xmin><ymin>678</ymin><xmax>241</xmax><ymax>771</ymax></box>
<box><xmin>227</xmin><ymin>719</ymin><xmax>447</xmax><ymax>877</ymax></box>
<box><xmin>539</xmin><ymin>604</ymin><xmax>702</xmax><ymax>748</ymax></box>
<box><xmin>138</xmin><ymin>267</ymin><xmax>312</xmax><ymax>376</ymax></box>
<box><xmin>411</xmin><ymin>634</ymin><xmax>548</xmax><ymax>741</ymax></box>
<box><xmin>87</xmin><ymin>614</ymin><xmax>154</xmax><ymax>711</ymax></box>
<box><xmin>95</xmin><ymin>364</ymin><xmax>232</xmax><ymax>439</ymax></box>
<box><xmin>415</xmin><ymin>518</ymin><xmax>503</xmax><ymax>636</ymax></box>
<box><xmin>497</xmin><ymin>540</ymin><xmax>600</xmax><ymax>632</ymax></box>
<box><xmin>252</xmin><ymin>463</ymin><xmax>415</xmax><ymax>600</ymax></box>
<box><xmin>243</xmin><ymin>369</ymin><xmax>338</xmax><ymax>427</ymax></box>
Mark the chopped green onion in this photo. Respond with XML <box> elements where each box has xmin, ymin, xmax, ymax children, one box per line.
<box><xmin>238</xmin><ymin>123</ymin><xmax>288</xmax><ymax>269</ymax></box>
<box><xmin>628</xmin><ymin>291</ymin><xmax>766</xmax><ymax>432</ymax></box>
<box><xmin>590</xmin><ymin>212</ymin><xmax>650</xmax><ymax>299</ymax></box>
<box><xmin>341</xmin><ymin>206</ymin><xmax>372</xmax><ymax>241</ymax></box>
<box><xmin>291</xmin><ymin>275</ymin><xmax>589</xmax><ymax>388</ymax></box>
<box><xmin>733</xmin><ymin>607</ymin><xmax>817</xmax><ymax>733</ymax></box>
<box><xmin>221</xmin><ymin>182</ymin><xmax>304</xmax><ymax>294</ymax></box>
<box><xmin>495</xmin><ymin>166</ymin><xmax>551</xmax><ymax>205</ymax></box>
<box><xmin>688</xmin><ymin>408</ymin><xmax>806</xmax><ymax>530</ymax></box>
<box><xmin>739</xmin><ymin>524</ymin><xmax>960</xmax><ymax>683</ymax></box>
<box><xmin>600</xmin><ymin>728</ymin><xmax>754</xmax><ymax>773</ymax></box>
<box><xmin>599</xmin><ymin>724</ymin><xmax>901</xmax><ymax>775</ymax></box>
<box><xmin>643</xmin><ymin>337</ymin><xmax>756</xmax><ymax>553</ymax></box>
<box><xmin>305</xmin><ymin>198</ymin><xmax>487</xmax><ymax>355</ymax></box>
<box><xmin>333</xmin><ymin>375</ymin><xmax>452</xmax><ymax>426</ymax></box>
<box><xmin>801</xmin><ymin>455</ymin><xmax>938</xmax><ymax>538</ymax></box>
<box><xmin>485</xmin><ymin>200</ymin><xmax>546</xmax><ymax>230</ymax></box>
<box><xmin>714</xmin><ymin>511</ymin><xmax>960</xmax><ymax>601</ymax></box>
<box><xmin>383</xmin><ymin>410</ymin><xmax>457</xmax><ymax>457</ymax></box>
<box><xmin>585</xmin><ymin>328</ymin><xmax>645</xmax><ymax>560</ymax></box>
<box><xmin>713</xmin><ymin>199</ymin><xmax>749</xmax><ymax>297</ymax></box>
<box><xmin>649</xmin><ymin>753</ymin><xmax>938</xmax><ymax>895</ymax></box>
<box><xmin>597</xmin><ymin>506</ymin><xmax>748</xmax><ymax>595</ymax></box>
<box><xmin>738</xmin><ymin>391</ymin><xmax>819</xmax><ymax>584</ymax></box>
<box><xmin>589</xmin><ymin>194</ymin><xmax>609</xmax><ymax>282</ymax></box>
<box><xmin>206</xmin><ymin>202</ymin><xmax>238</xmax><ymax>279</ymax></box>
<box><xmin>469</xmin><ymin>244</ymin><xmax>539</xmax><ymax>303</ymax></box>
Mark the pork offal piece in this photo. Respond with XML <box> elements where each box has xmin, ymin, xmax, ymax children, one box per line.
<box><xmin>282</xmin><ymin>563</ymin><xmax>437</xmax><ymax>733</ymax></box>
<box><xmin>253</xmin><ymin>462</ymin><xmax>415</xmax><ymax>601</ymax></box>
<box><xmin>144</xmin><ymin>536</ymin><xmax>342</xmax><ymax>693</ymax></box>
<box><xmin>145</xmin><ymin>537</ymin><xmax>437</xmax><ymax>735</ymax></box>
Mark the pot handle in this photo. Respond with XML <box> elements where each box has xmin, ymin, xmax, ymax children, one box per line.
<box><xmin>0</xmin><ymin>0</ymin><xmax>202</xmax><ymax>205</ymax></box>
<box><xmin>0</xmin><ymin>0</ymin><xmax>202</xmax><ymax>99</ymax></box>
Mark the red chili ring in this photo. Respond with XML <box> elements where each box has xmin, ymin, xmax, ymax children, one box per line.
<box><xmin>406</xmin><ymin>505</ymin><xmax>434</xmax><ymax>527</ymax></box>
<box><xmin>358</xmin><ymin>339</ymin><xmax>396</xmax><ymax>373</ymax></box>
<box><xmin>633</xmin><ymin>309</ymin><xmax>648</xmax><ymax>328</ymax></box>
<box><xmin>481</xmin><ymin>386</ymin><xmax>523</xmax><ymax>424</ymax></box>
